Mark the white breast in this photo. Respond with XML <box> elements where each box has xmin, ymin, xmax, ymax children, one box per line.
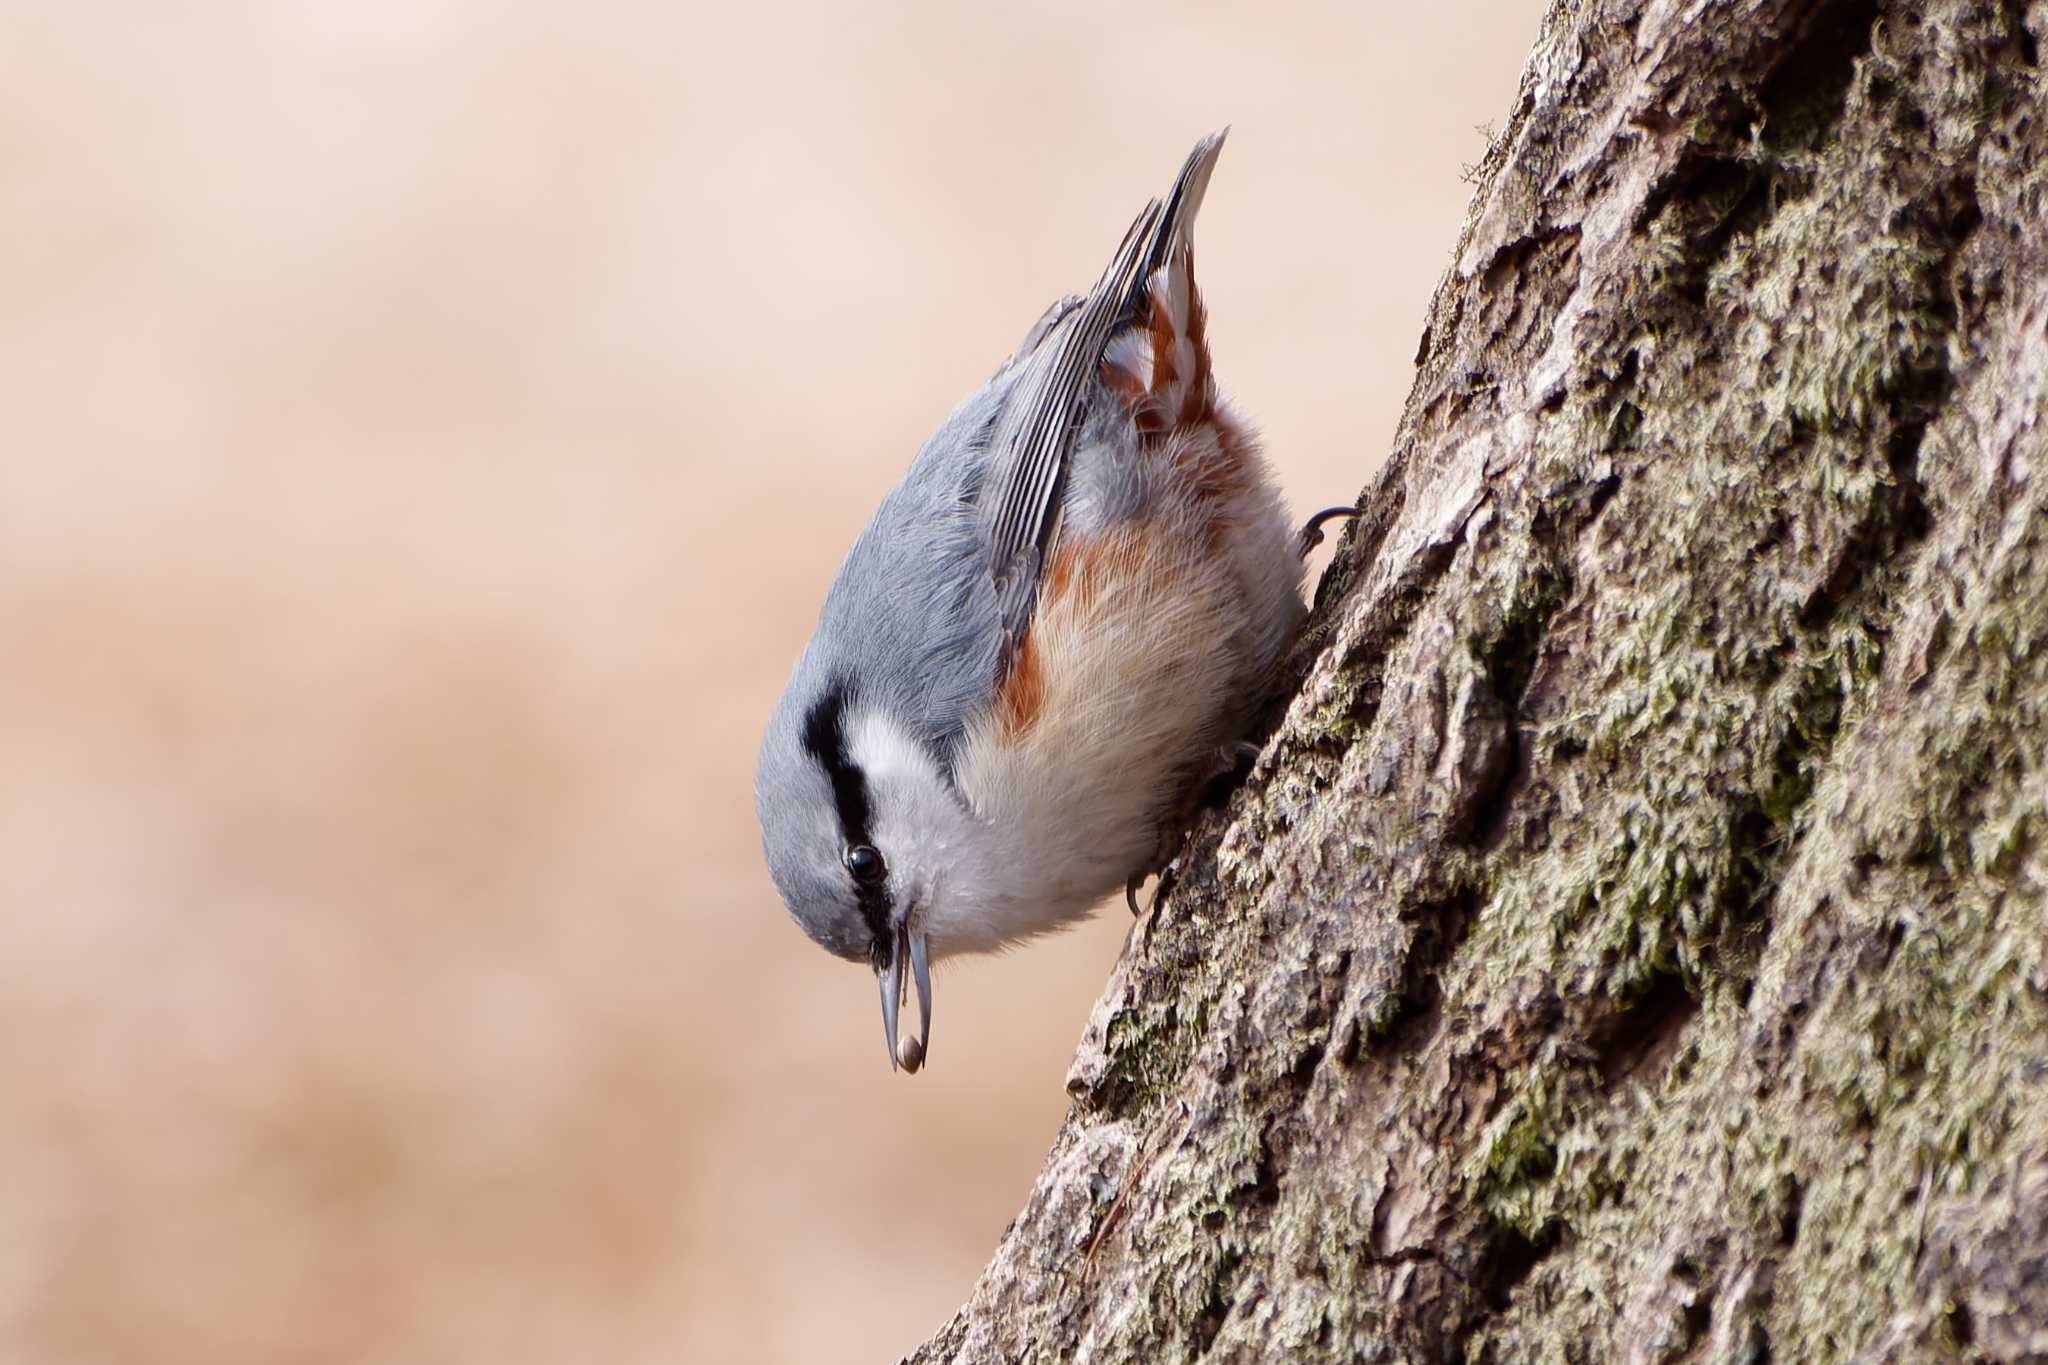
<box><xmin>940</xmin><ymin>469</ymin><xmax>1302</xmax><ymax>955</ymax></box>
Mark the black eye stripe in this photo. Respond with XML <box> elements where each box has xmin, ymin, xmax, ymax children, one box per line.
<box><xmin>801</xmin><ymin>687</ymin><xmax>870</xmax><ymax>842</ymax></box>
<box><xmin>800</xmin><ymin>684</ymin><xmax>892</xmax><ymax>944</ymax></box>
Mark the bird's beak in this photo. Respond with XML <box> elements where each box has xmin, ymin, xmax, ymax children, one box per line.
<box><xmin>877</xmin><ymin>920</ymin><xmax>932</xmax><ymax>1073</ymax></box>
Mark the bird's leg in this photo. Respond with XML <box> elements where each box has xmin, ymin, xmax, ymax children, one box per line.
<box><xmin>1298</xmin><ymin>504</ymin><xmax>1363</xmax><ymax>558</ymax></box>
<box><xmin>1126</xmin><ymin>741</ymin><xmax>1264</xmax><ymax>917</ymax></box>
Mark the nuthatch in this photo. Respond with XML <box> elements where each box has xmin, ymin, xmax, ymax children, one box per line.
<box><xmin>756</xmin><ymin>133</ymin><xmax>1343</xmax><ymax>1072</ymax></box>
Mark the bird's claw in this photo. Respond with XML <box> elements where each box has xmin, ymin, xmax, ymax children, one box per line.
<box><xmin>1298</xmin><ymin>504</ymin><xmax>1363</xmax><ymax>558</ymax></box>
<box><xmin>1125</xmin><ymin>858</ymin><xmax>1183</xmax><ymax>918</ymax></box>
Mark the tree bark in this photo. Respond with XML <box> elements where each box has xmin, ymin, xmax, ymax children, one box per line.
<box><xmin>910</xmin><ymin>0</ymin><xmax>2048</xmax><ymax>1359</ymax></box>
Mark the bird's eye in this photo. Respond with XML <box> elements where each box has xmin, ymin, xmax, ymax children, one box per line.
<box><xmin>845</xmin><ymin>844</ymin><xmax>886</xmax><ymax>884</ymax></box>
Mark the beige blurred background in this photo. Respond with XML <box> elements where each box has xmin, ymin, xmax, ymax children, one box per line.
<box><xmin>0</xmin><ymin>3</ymin><xmax>1537</xmax><ymax>1361</ymax></box>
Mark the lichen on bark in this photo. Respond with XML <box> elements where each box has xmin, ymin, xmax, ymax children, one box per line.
<box><xmin>910</xmin><ymin>1</ymin><xmax>2048</xmax><ymax>1360</ymax></box>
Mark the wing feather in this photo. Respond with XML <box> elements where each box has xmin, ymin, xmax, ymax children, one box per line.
<box><xmin>980</xmin><ymin>132</ymin><xmax>1229</xmax><ymax>654</ymax></box>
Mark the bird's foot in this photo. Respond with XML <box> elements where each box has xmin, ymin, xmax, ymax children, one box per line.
<box><xmin>1126</xmin><ymin>858</ymin><xmax>1183</xmax><ymax>918</ymax></box>
<box><xmin>1125</xmin><ymin>744</ymin><xmax>1262</xmax><ymax>918</ymax></box>
<box><xmin>1219</xmin><ymin>740</ymin><xmax>1263</xmax><ymax>773</ymax></box>
<box><xmin>1298</xmin><ymin>504</ymin><xmax>1363</xmax><ymax>558</ymax></box>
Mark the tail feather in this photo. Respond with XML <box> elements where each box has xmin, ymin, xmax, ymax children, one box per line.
<box><xmin>1130</xmin><ymin>130</ymin><xmax>1227</xmax><ymax>323</ymax></box>
<box><xmin>1101</xmin><ymin>130</ymin><xmax>1227</xmax><ymax>434</ymax></box>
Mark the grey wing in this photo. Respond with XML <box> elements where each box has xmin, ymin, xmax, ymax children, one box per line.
<box><xmin>979</xmin><ymin>131</ymin><xmax>1229</xmax><ymax>653</ymax></box>
<box><xmin>993</xmin><ymin>293</ymin><xmax>1082</xmax><ymax>383</ymax></box>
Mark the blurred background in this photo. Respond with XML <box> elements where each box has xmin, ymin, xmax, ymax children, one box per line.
<box><xmin>0</xmin><ymin>3</ymin><xmax>1537</xmax><ymax>1361</ymax></box>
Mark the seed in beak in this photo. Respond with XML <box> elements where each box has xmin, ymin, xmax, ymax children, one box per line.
<box><xmin>896</xmin><ymin>1034</ymin><xmax>925</xmax><ymax>1073</ymax></box>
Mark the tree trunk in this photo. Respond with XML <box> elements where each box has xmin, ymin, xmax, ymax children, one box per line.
<box><xmin>909</xmin><ymin>1</ymin><xmax>2048</xmax><ymax>1360</ymax></box>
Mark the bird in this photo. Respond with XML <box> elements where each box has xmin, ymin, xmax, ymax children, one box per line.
<box><xmin>755</xmin><ymin>132</ymin><xmax>1341</xmax><ymax>1074</ymax></box>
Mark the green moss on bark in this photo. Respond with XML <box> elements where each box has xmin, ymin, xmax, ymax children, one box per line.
<box><xmin>912</xmin><ymin>4</ymin><xmax>2048</xmax><ymax>1361</ymax></box>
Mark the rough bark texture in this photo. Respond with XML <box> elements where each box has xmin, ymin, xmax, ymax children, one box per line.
<box><xmin>910</xmin><ymin>1</ymin><xmax>2048</xmax><ymax>1360</ymax></box>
